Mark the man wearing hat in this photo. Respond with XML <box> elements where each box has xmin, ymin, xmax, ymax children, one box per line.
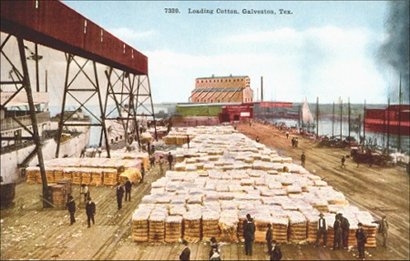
<box><xmin>315</xmin><ymin>213</ymin><xmax>327</xmax><ymax>247</ymax></box>
<box><xmin>243</xmin><ymin>213</ymin><xmax>256</xmax><ymax>255</ymax></box>
<box><xmin>356</xmin><ymin>223</ymin><xmax>367</xmax><ymax>260</ymax></box>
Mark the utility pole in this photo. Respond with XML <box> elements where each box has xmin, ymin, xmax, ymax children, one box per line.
<box><xmin>387</xmin><ymin>97</ymin><xmax>390</xmax><ymax>152</ymax></box>
<box><xmin>398</xmin><ymin>74</ymin><xmax>402</xmax><ymax>152</ymax></box>
<box><xmin>339</xmin><ymin>97</ymin><xmax>343</xmax><ymax>140</ymax></box>
<box><xmin>316</xmin><ymin>97</ymin><xmax>319</xmax><ymax>137</ymax></box>
<box><xmin>348</xmin><ymin>97</ymin><xmax>351</xmax><ymax>138</ymax></box>
<box><xmin>363</xmin><ymin>99</ymin><xmax>366</xmax><ymax>144</ymax></box>
<box><xmin>332</xmin><ymin>101</ymin><xmax>335</xmax><ymax>136</ymax></box>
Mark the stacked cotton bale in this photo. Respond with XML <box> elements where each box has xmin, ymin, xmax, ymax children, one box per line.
<box><xmin>45</xmin><ymin>167</ymin><xmax>55</xmax><ymax>183</ymax></box>
<box><xmin>81</xmin><ymin>169</ymin><xmax>92</xmax><ymax>185</ymax></box>
<box><xmin>90</xmin><ymin>169</ymin><xmax>103</xmax><ymax>186</ymax></box>
<box><xmin>183</xmin><ymin>211</ymin><xmax>202</xmax><ymax>243</ymax></box>
<box><xmin>219</xmin><ymin>210</ymin><xmax>239</xmax><ymax>242</ymax></box>
<box><xmin>132</xmin><ymin>207</ymin><xmax>151</xmax><ymax>242</ymax></box>
<box><xmin>289</xmin><ymin>211</ymin><xmax>307</xmax><ymax>243</ymax></box>
<box><xmin>72</xmin><ymin>169</ymin><xmax>82</xmax><ymax>185</ymax></box>
<box><xmin>271</xmin><ymin>217</ymin><xmax>289</xmax><ymax>243</ymax></box>
<box><xmin>149</xmin><ymin>207</ymin><xmax>168</xmax><ymax>242</ymax></box>
<box><xmin>26</xmin><ymin>166</ymin><xmax>39</xmax><ymax>184</ymax></box>
<box><xmin>202</xmin><ymin>211</ymin><xmax>220</xmax><ymax>241</ymax></box>
<box><xmin>54</xmin><ymin>168</ymin><xmax>64</xmax><ymax>182</ymax></box>
<box><xmin>103</xmin><ymin>168</ymin><xmax>118</xmax><ymax>185</ymax></box>
<box><xmin>165</xmin><ymin>216</ymin><xmax>183</xmax><ymax>243</ymax></box>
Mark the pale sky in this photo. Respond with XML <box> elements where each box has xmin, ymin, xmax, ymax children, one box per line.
<box><xmin>2</xmin><ymin>1</ymin><xmax>397</xmax><ymax>105</ymax></box>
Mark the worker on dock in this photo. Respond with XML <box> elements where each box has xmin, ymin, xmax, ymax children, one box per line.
<box><xmin>301</xmin><ymin>151</ymin><xmax>306</xmax><ymax>167</ymax></box>
<box><xmin>124</xmin><ymin>178</ymin><xmax>132</xmax><ymax>201</ymax></box>
<box><xmin>167</xmin><ymin>152</ymin><xmax>174</xmax><ymax>170</ymax></box>
<box><xmin>266</xmin><ymin>223</ymin><xmax>273</xmax><ymax>254</ymax></box>
<box><xmin>66</xmin><ymin>195</ymin><xmax>76</xmax><ymax>225</ymax></box>
<box><xmin>333</xmin><ymin>214</ymin><xmax>343</xmax><ymax>250</ymax></box>
<box><xmin>315</xmin><ymin>213</ymin><xmax>327</xmax><ymax>247</ymax></box>
<box><xmin>116</xmin><ymin>182</ymin><xmax>124</xmax><ymax>210</ymax></box>
<box><xmin>187</xmin><ymin>135</ymin><xmax>190</xmax><ymax>148</ymax></box>
<box><xmin>285</xmin><ymin>131</ymin><xmax>289</xmax><ymax>139</ymax></box>
<box><xmin>80</xmin><ymin>184</ymin><xmax>90</xmax><ymax>203</ymax></box>
<box><xmin>356</xmin><ymin>223</ymin><xmax>367</xmax><ymax>260</ymax></box>
<box><xmin>149</xmin><ymin>154</ymin><xmax>155</xmax><ymax>168</ymax></box>
<box><xmin>140</xmin><ymin>162</ymin><xmax>145</xmax><ymax>183</ymax></box>
<box><xmin>373</xmin><ymin>215</ymin><xmax>389</xmax><ymax>247</ymax></box>
<box><xmin>179</xmin><ymin>239</ymin><xmax>191</xmax><ymax>261</ymax></box>
<box><xmin>85</xmin><ymin>197</ymin><xmax>96</xmax><ymax>228</ymax></box>
<box><xmin>243</xmin><ymin>213</ymin><xmax>256</xmax><ymax>256</ymax></box>
<box><xmin>341</xmin><ymin>156</ymin><xmax>346</xmax><ymax>169</ymax></box>
<box><xmin>270</xmin><ymin>241</ymin><xmax>282</xmax><ymax>261</ymax></box>
<box><xmin>340</xmin><ymin>213</ymin><xmax>350</xmax><ymax>249</ymax></box>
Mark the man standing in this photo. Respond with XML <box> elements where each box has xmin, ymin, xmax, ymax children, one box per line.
<box><xmin>373</xmin><ymin>215</ymin><xmax>389</xmax><ymax>247</ymax></box>
<box><xmin>80</xmin><ymin>184</ymin><xmax>90</xmax><ymax>203</ymax></box>
<box><xmin>85</xmin><ymin>197</ymin><xmax>96</xmax><ymax>228</ymax></box>
<box><xmin>124</xmin><ymin>178</ymin><xmax>132</xmax><ymax>201</ymax></box>
<box><xmin>140</xmin><ymin>162</ymin><xmax>145</xmax><ymax>183</ymax></box>
<box><xmin>315</xmin><ymin>213</ymin><xmax>327</xmax><ymax>247</ymax></box>
<box><xmin>116</xmin><ymin>182</ymin><xmax>124</xmax><ymax>210</ymax></box>
<box><xmin>179</xmin><ymin>239</ymin><xmax>191</xmax><ymax>261</ymax></box>
<box><xmin>187</xmin><ymin>135</ymin><xmax>190</xmax><ymax>149</ymax></box>
<box><xmin>66</xmin><ymin>195</ymin><xmax>76</xmax><ymax>225</ymax></box>
<box><xmin>266</xmin><ymin>223</ymin><xmax>273</xmax><ymax>254</ymax></box>
<box><xmin>243</xmin><ymin>214</ymin><xmax>256</xmax><ymax>255</ymax></box>
<box><xmin>340</xmin><ymin>214</ymin><xmax>350</xmax><ymax>249</ymax></box>
<box><xmin>356</xmin><ymin>223</ymin><xmax>367</xmax><ymax>260</ymax></box>
<box><xmin>333</xmin><ymin>214</ymin><xmax>343</xmax><ymax>250</ymax></box>
<box><xmin>341</xmin><ymin>156</ymin><xmax>346</xmax><ymax>169</ymax></box>
<box><xmin>301</xmin><ymin>152</ymin><xmax>306</xmax><ymax>167</ymax></box>
<box><xmin>167</xmin><ymin>152</ymin><xmax>173</xmax><ymax>170</ymax></box>
<box><xmin>270</xmin><ymin>242</ymin><xmax>282</xmax><ymax>261</ymax></box>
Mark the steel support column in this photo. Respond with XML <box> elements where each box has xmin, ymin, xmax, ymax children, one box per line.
<box><xmin>1</xmin><ymin>35</ymin><xmax>50</xmax><ymax>208</ymax></box>
<box><xmin>16</xmin><ymin>37</ymin><xmax>50</xmax><ymax>207</ymax></box>
<box><xmin>55</xmin><ymin>54</ymin><xmax>110</xmax><ymax>158</ymax></box>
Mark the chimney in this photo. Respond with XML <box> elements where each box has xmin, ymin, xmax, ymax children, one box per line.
<box><xmin>260</xmin><ymin>76</ymin><xmax>264</xmax><ymax>102</ymax></box>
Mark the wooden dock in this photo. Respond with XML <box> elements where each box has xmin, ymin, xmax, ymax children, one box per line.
<box><xmin>1</xmin><ymin>123</ymin><xmax>409</xmax><ymax>260</ymax></box>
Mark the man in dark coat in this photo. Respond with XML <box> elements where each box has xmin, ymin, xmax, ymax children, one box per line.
<box><xmin>333</xmin><ymin>214</ymin><xmax>343</xmax><ymax>250</ymax></box>
<box><xmin>270</xmin><ymin>242</ymin><xmax>282</xmax><ymax>261</ymax></box>
<box><xmin>116</xmin><ymin>183</ymin><xmax>124</xmax><ymax>210</ymax></box>
<box><xmin>124</xmin><ymin>178</ymin><xmax>132</xmax><ymax>201</ymax></box>
<box><xmin>179</xmin><ymin>239</ymin><xmax>190</xmax><ymax>261</ymax></box>
<box><xmin>301</xmin><ymin>151</ymin><xmax>306</xmax><ymax>167</ymax></box>
<box><xmin>243</xmin><ymin>214</ymin><xmax>256</xmax><ymax>255</ymax></box>
<box><xmin>340</xmin><ymin>214</ymin><xmax>350</xmax><ymax>249</ymax></box>
<box><xmin>315</xmin><ymin>213</ymin><xmax>327</xmax><ymax>247</ymax></box>
<box><xmin>356</xmin><ymin>223</ymin><xmax>367</xmax><ymax>260</ymax></box>
<box><xmin>66</xmin><ymin>195</ymin><xmax>76</xmax><ymax>225</ymax></box>
<box><xmin>85</xmin><ymin>197</ymin><xmax>96</xmax><ymax>228</ymax></box>
<box><xmin>139</xmin><ymin>162</ymin><xmax>146</xmax><ymax>184</ymax></box>
<box><xmin>167</xmin><ymin>152</ymin><xmax>173</xmax><ymax>170</ymax></box>
<box><xmin>266</xmin><ymin>223</ymin><xmax>273</xmax><ymax>254</ymax></box>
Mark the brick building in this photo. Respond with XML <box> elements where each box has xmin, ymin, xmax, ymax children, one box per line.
<box><xmin>190</xmin><ymin>75</ymin><xmax>253</xmax><ymax>103</ymax></box>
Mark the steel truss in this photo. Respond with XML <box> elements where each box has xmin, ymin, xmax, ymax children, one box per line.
<box><xmin>102</xmin><ymin>68</ymin><xmax>140</xmax><ymax>149</ymax></box>
<box><xmin>0</xmin><ymin>34</ymin><xmax>50</xmax><ymax>207</ymax></box>
<box><xmin>55</xmin><ymin>54</ymin><xmax>111</xmax><ymax>158</ymax></box>
<box><xmin>135</xmin><ymin>75</ymin><xmax>157</xmax><ymax>141</ymax></box>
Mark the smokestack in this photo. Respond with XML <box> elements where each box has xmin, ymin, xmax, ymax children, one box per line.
<box><xmin>260</xmin><ymin>76</ymin><xmax>264</xmax><ymax>102</ymax></box>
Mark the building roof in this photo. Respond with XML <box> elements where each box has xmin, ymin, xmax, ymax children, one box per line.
<box><xmin>192</xmin><ymin>87</ymin><xmax>243</xmax><ymax>93</ymax></box>
<box><xmin>196</xmin><ymin>75</ymin><xmax>249</xmax><ymax>80</ymax></box>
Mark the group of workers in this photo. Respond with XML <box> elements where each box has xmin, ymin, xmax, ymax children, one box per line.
<box><xmin>65</xmin><ymin>188</ymin><xmax>96</xmax><ymax>228</ymax></box>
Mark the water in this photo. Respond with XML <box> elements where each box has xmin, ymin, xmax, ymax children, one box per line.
<box><xmin>269</xmin><ymin>118</ymin><xmax>409</xmax><ymax>153</ymax></box>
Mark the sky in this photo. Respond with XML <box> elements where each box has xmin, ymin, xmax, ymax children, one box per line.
<box><xmin>2</xmin><ymin>1</ymin><xmax>400</xmax><ymax>105</ymax></box>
